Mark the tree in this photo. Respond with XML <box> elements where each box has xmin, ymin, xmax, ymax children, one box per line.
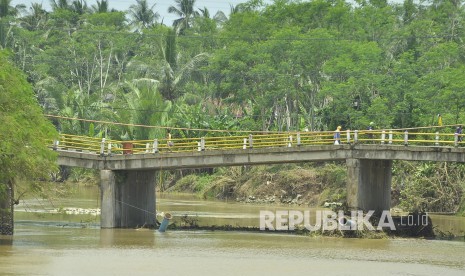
<box><xmin>126</xmin><ymin>27</ymin><xmax>209</xmax><ymax>100</ymax></box>
<box><xmin>0</xmin><ymin>19</ymin><xmax>11</xmax><ymax>49</ymax></box>
<box><xmin>0</xmin><ymin>50</ymin><xmax>58</xmax><ymax>235</ymax></box>
<box><xmin>20</xmin><ymin>3</ymin><xmax>48</xmax><ymax>31</ymax></box>
<box><xmin>168</xmin><ymin>0</ymin><xmax>198</xmax><ymax>34</ymax></box>
<box><xmin>113</xmin><ymin>79</ymin><xmax>172</xmax><ymax>140</ymax></box>
<box><xmin>0</xmin><ymin>0</ymin><xmax>26</xmax><ymax>18</ymax></box>
<box><xmin>91</xmin><ymin>0</ymin><xmax>112</xmax><ymax>13</ymax></box>
<box><xmin>50</xmin><ymin>0</ymin><xmax>71</xmax><ymax>11</ymax></box>
<box><xmin>128</xmin><ymin>0</ymin><xmax>159</xmax><ymax>29</ymax></box>
<box><xmin>198</xmin><ymin>6</ymin><xmax>209</xmax><ymax>18</ymax></box>
<box><xmin>70</xmin><ymin>0</ymin><xmax>89</xmax><ymax>15</ymax></box>
<box><xmin>158</xmin><ymin>29</ymin><xmax>209</xmax><ymax>100</ymax></box>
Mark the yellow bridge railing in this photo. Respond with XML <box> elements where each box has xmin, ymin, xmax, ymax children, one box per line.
<box><xmin>50</xmin><ymin>128</ymin><xmax>464</xmax><ymax>156</ymax></box>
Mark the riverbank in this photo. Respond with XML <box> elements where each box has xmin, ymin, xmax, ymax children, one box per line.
<box><xmin>165</xmin><ymin>163</ymin><xmax>347</xmax><ymax>207</ymax></box>
<box><xmin>157</xmin><ymin>161</ymin><xmax>465</xmax><ymax>239</ymax></box>
<box><xmin>164</xmin><ymin>162</ymin><xmax>465</xmax><ymax>217</ymax></box>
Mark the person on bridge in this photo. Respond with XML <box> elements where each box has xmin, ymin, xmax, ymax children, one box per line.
<box><xmin>367</xmin><ymin>122</ymin><xmax>375</xmax><ymax>142</ymax></box>
<box><xmin>455</xmin><ymin>125</ymin><xmax>462</xmax><ymax>143</ymax></box>
<box><xmin>334</xmin><ymin>126</ymin><xmax>342</xmax><ymax>145</ymax></box>
<box><xmin>167</xmin><ymin>129</ymin><xmax>174</xmax><ymax>150</ymax></box>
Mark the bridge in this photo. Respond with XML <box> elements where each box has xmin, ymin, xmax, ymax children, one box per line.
<box><xmin>53</xmin><ymin>128</ymin><xmax>465</xmax><ymax>228</ymax></box>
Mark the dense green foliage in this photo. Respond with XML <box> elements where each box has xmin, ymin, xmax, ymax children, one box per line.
<box><xmin>0</xmin><ymin>49</ymin><xmax>58</xmax><ymax>234</ymax></box>
<box><xmin>1</xmin><ymin>0</ymin><xmax>465</xmax><ymax>213</ymax></box>
<box><xmin>392</xmin><ymin>161</ymin><xmax>465</xmax><ymax>213</ymax></box>
<box><xmin>0</xmin><ymin>50</ymin><xmax>58</xmax><ymax>184</ymax></box>
<box><xmin>1</xmin><ymin>0</ymin><xmax>465</xmax><ymax>137</ymax></box>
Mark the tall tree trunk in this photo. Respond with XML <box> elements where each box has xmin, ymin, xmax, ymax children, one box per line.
<box><xmin>0</xmin><ymin>180</ymin><xmax>14</xmax><ymax>235</ymax></box>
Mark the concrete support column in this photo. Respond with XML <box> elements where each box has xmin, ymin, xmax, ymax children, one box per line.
<box><xmin>346</xmin><ymin>159</ymin><xmax>392</xmax><ymax>214</ymax></box>
<box><xmin>100</xmin><ymin>170</ymin><xmax>156</xmax><ymax>228</ymax></box>
<box><xmin>100</xmin><ymin>170</ymin><xmax>118</xmax><ymax>228</ymax></box>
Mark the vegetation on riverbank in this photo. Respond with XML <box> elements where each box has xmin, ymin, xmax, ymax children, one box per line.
<box><xmin>164</xmin><ymin>161</ymin><xmax>465</xmax><ymax>216</ymax></box>
<box><xmin>392</xmin><ymin>161</ymin><xmax>465</xmax><ymax>215</ymax></box>
<box><xmin>166</xmin><ymin>163</ymin><xmax>346</xmax><ymax>206</ymax></box>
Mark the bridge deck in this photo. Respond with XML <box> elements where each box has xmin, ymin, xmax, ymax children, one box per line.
<box><xmin>57</xmin><ymin>144</ymin><xmax>465</xmax><ymax>170</ymax></box>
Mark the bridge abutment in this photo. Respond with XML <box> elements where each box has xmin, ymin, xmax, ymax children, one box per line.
<box><xmin>346</xmin><ymin>159</ymin><xmax>392</xmax><ymax>214</ymax></box>
<box><xmin>100</xmin><ymin>170</ymin><xmax>156</xmax><ymax>228</ymax></box>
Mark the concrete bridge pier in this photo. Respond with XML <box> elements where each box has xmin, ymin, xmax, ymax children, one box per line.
<box><xmin>100</xmin><ymin>170</ymin><xmax>156</xmax><ymax>228</ymax></box>
<box><xmin>346</xmin><ymin>159</ymin><xmax>392</xmax><ymax>214</ymax></box>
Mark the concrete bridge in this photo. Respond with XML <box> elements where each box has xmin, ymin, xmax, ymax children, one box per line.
<box><xmin>54</xmin><ymin>128</ymin><xmax>465</xmax><ymax>228</ymax></box>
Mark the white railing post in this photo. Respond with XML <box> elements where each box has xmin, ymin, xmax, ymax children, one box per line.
<box><xmin>435</xmin><ymin>132</ymin><xmax>439</xmax><ymax>146</ymax></box>
<box><xmin>381</xmin><ymin>130</ymin><xmax>386</xmax><ymax>145</ymax></box>
<box><xmin>100</xmin><ymin>138</ymin><xmax>106</xmax><ymax>155</ymax></box>
<box><xmin>201</xmin><ymin>137</ymin><xmax>205</xmax><ymax>151</ymax></box>
<box><xmin>249</xmin><ymin>134</ymin><xmax>253</xmax><ymax>149</ymax></box>
<box><xmin>346</xmin><ymin>130</ymin><xmax>351</xmax><ymax>144</ymax></box>
<box><xmin>243</xmin><ymin>138</ymin><xmax>247</xmax><ymax>149</ymax></box>
<box><xmin>197</xmin><ymin>142</ymin><xmax>201</xmax><ymax>151</ymax></box>
<box><xmin>454</xmin><ymin>133</ymin><xmax>458</xmax><ymax>147</ymax></box>
<box><xmin>153</xmin><ymin>139</ymin><xmax>158</xmax><ymax>153</ymax></box>
<box><xmin>288</xmin><ymin>135</ymin><xmax>293</xmax><ymax>147</ymax></box>
<box><xmin>146</xmin><ymin>143</ymin><xmax>150</xmax><ymax>153</ymax></box>
<box><xmin>297</xmin><ymin>132</ymin><xmax>301</xmax><ymax>146</ymax></box>
<box><xmin>388</xmin><ymin>131</ymin><xmax>393</xmax><ymax>145</ymax></box>
<box><xmin>53</xmin><ymin>139</ymin><xmax>59</xmax><ymax>150</ymax></box>
<box><xmin>107</xmin><ymin>142</ymin><xmax>112</xmax><ymax>155</ymax></box>
<box><xmin>404</xmin><ymin>131</ymin><xmax>408</xmax><ymax>146</ymax></box>
<box><xmin>354</xmin><ymin>130</ymin><xmax>358</xmax><ymax>143</ymax></box>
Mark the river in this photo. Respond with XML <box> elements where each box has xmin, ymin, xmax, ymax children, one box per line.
<box><xmin>1</xmin><ymin>185</ymin><xmax>465</xmax><ymax>276</ymax></box>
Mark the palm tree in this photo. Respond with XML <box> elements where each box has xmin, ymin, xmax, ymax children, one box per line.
<box><xmin>213</xmin><ymin>11</ymin><xmax>227</xmax><ymax>25</ymax></box>
<box><xmin>198</xmin><ymin>6</ymin><xmax>209</xmax><ymax>18</ymax></box>
<box><xmin>51</xmin><ymin>0</ymin><xmax>88</xmax><ymax>14</ymax></box>
<box><xmin>168</xmin><ymin>0</ymin><xmax>198</xmax><ymax>34</ymax></box>
<box><xmin>158</xmin><ymin>28</ymin><xmax>209</xmax><ymax>100</ymax></box>
<box><xmin>198</xmin><ymin>6</ymin><xmax>227</xmax><ymax>26</ymax></box>
<box><xmin>0</xmin><ymin>0</ymin><xmax>10</xmax><ymax>17</ymax></box>
<box><xmin>0</xmin><ymin>20</ymin><xmax>10</xmax><ymax>49</ymax></box>
<box><xmin>0</xmin><ymin>0</ymin><xmax>25</xmax><ymax>49</ymax></box>
<box><xmin>20</xmin><ymin>3</ymin><xmax>48</xmax><ymax>31</ymax></box>
<box><xmin>0</xmin><ymin>0</ymin><xmax>26</xmax><ymax>18</ymax></box>
<box><xmin>50</xmin><ymin>0</ymin><xmax>71</xmax><ymax>11</ymax></box>
<box><xmin>71</xmin><ymin>0</ymin><xmax>89</xmax><ymax>15</ymax></box>
<box><xmin>228</xmin><ymin>2</ymin><xmax>257</xmax><ymax>17</ymax></box>
<box><xmin>125</xmin><ymin>28</ymin><xmax>208</xmax><ymax>100</ymax></box>
<box><xmin>115</xmin><ymin>79</ymin><xmax>172</xmax><ymax>140</ymax></box>
<box><xmin>128</xmin><ymin>0</ymin><xmax>159</xmax><ymax>29</ymax></box>
<box><xmin>229</xmin><ymin>4</ymin><xmax>246</xmax><ymax>16</ymax></box>
<box><xmin>91</xmin><ymin>0</ymin><xmax>110</xmax><ymax>13</ymax></box>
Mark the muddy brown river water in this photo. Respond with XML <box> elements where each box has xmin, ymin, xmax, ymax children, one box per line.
<box><xmin>1</xmin><ymin>186</ymin><xmax>465</xmax><ymax>276</ymax></box>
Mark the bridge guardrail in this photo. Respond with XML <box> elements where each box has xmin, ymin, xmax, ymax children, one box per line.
<box><xmin>50</xmin><ymin>128</ymin><xmax>464</xmax><ymax>156</ymax></box>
